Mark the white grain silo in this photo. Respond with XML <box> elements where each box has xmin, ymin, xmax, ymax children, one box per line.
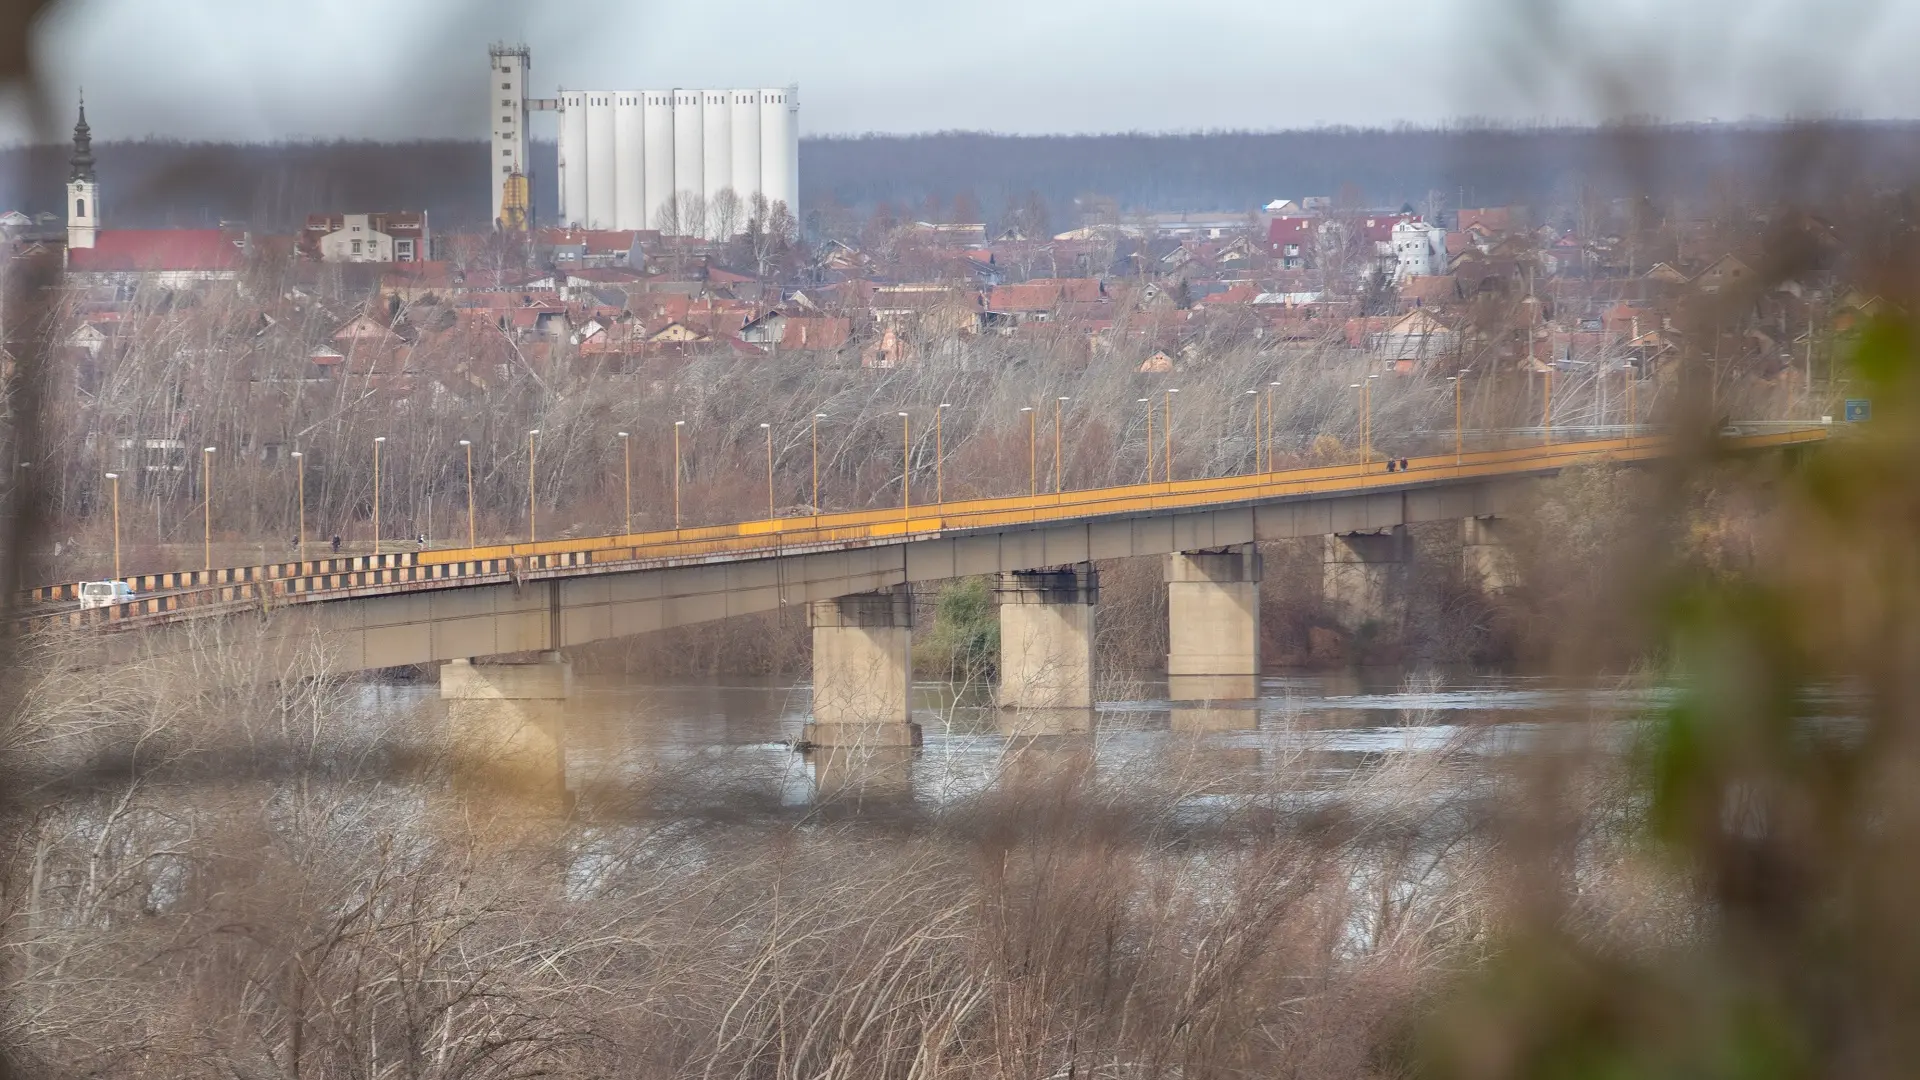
<box><xmin>559</xmin><ymin>91</ymin><xmax>589</xmax><ymax>227</ymax></box>
<box><xmin>671</xmin><ymin>90</ymin><xmax>705</xmax><ymax>232</ymax></box>
<box><xmin>701</xmin><ymin>90</ymin><xmax>733</xmax><ymax>235</ymax></box>
<box><xmin>614</xmin><ymin>93</ymin><xmax>645</xmax><ymax>230</ymax></box>
<box><xmin>643</xmin><ymin>90</ymin><xmax>675</xmax><ymax>231</ymax></box>
<box><xmin>730</xmin><ymin>90</ymin><xmax>762</xmax><ymax>209</ymax></box>
<box><xmin>759</xmin><ymin>87</ymin><xmax>797</xmax><ymax>214</ymax></box>
<box><xmin>584</xmin><ymin>92</ymin><xmax>617</xmax><ymax>228</ymax></box>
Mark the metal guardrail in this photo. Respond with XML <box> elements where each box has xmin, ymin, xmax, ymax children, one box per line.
<box><xmin>30</xmin><ymin>427</ymin><xmax>1829</xmax><ymax>633</ymax></box>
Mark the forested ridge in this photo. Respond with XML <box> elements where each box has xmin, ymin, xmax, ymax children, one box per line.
<box><xmin>5</xmin><ymin>122</ymin><xmax>1919</xmax><ymax>232</ymax></box>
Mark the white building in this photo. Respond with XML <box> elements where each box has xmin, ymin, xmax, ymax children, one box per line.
<box><xmin>491</xmin><ymin>45</ymin><xmax>799</xmax><ymax>236</ymax></box>
<box><xmin>1391</xmin><ymin>219</ymin><xmax>1447</xmax><ymax>282</ymax></box>
<box><xmin>489</xmin><ymin>44</ymin><xmax>532</xmax><ymax>229</ymax></box>
<box><xmin>556</xmin><ymin>85</ymin><xmax>797</xmax><ymax>235</ymax></box>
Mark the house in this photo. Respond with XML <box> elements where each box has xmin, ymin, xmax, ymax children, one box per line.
<box><xmin>299</xmin><ymin>212</ymin><xmax>430</xmax><ymax>263</ymax></box>
<box><xmin>1267</xmin><ymin>216</ymin><xmax>1318</xmax><ymax>269</ymax></box>
<box><xmin>1366</xmin><ymin>308</ymin><xmax>1459</xmax><ymax>371</ymax></box>
<box><xmin>1691</xmin><ymin>254</ymin><xmax>1755</xmax><ymax>294</ymax></box>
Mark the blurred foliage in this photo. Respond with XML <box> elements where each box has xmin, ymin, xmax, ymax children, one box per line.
<box><xmin>1417</xmin><ymin>315</ymin><xmax>1920</xmax><ymax>1080</ymax></box>
<box><xmin>914</xmin><ymin>577</ymin><xmax>1000</xmax><ymax>681</ymax></box>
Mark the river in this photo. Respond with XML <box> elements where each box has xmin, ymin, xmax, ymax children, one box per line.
<box><xmin>359</xmin><ymin>669</ymin><xmax>1663</xmax><ymax>821</ymax></box>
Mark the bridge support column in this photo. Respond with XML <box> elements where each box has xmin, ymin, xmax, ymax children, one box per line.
<box><xmin>1166</xmin><ymin>544</ymin><xmax>1262</xmax><ymax>703</ymax></box>
<box><xmin>1323</xmin><ymin>527</ymin><xmax>1409</xmax><ymax>629</ymax></box>
<box><xmin>1461</xmin><ymin>516</ymin><xmax>1519</xmax><ymax>593</ymax></box>
<box><xmin>441</xmin><ymin>653</ymin><xmax>570</xmax><ymax>800</ymax></box>
<box><xmin>803</xmin><ymin>585</ymin><xmax>920</xmax><ymax>749</ymax></box>
<box><xmin>996</xmin><ymin>563</ymin><xmax>1097</xmax><ymax>728</ymax></box>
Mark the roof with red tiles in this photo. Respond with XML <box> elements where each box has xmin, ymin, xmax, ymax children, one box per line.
<box><xmin>67</xmin><ymin>230</ymin><xmax>245</xmax><ymax>273</ymax></box>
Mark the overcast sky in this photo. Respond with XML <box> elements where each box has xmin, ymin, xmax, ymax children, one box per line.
<box><xmin>1</xmin><ymin>0</ymin><xmax>1915</xmax><ymax>144</ymax></box>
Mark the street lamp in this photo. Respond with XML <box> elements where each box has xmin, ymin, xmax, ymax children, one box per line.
<box><xmin>1453</xmin><ymin>369</ymin><xmax>1470</xmax><ymax>463</ymax></box>
<box><xmin>898</xmin><ymin>412</ymin><xmax>911</xmax><ymax>518</ymax></box>
<box><xmin>673</xmin><ymin>420</ymin><xmax>685</xmax><ymax>529</ymax></box>
<box><xmin>526</xmin><ymin>429</ymin><xmax>540</xmax><ymax>543</ymax></box>
<box><xmin>1054</xmin><ymin>396</ymin><xmax>1068</xmax><ymax>496</ymax></box>
<box><xmin>760</xmin><ymin>423</ymin><xmax>775</xmax><ymax>519</ymax></box>
<box><xmin>455</xmin><ymin>438</ymin><xmax>474</xmax><ymax>545</ymax></box>
<box><xmin>289</xmin><ymin>451</ymin><xmax>306</xmax><ymax>560</ymax></box>
<box><xmin>104</xmin><ymin>472</ymin><xmax>121</xmax><ymax>579</ymax></box>
<box><xmin>372</xmin><ymin>436</ymin><xmax>386</xmax><ymax>556</ymax></box>
<box><xmin>1243</xmin><ymin>390</ymin><xmax>1258</xmax><ymax>475</ymax></box>
<box><xmin>1164</xmin><ymin>388</ymin><xmax>1179</xmax><ymax>483</ymax></box>
<box><xmin>201</xmin><ymin>446</ymin><xmax>216</xmax><ymax>571</ymax></box>
<box><xmin>1364</xmin><ymin>375</ymin><xmax>1381</xmax><ymax>467</ymax></box>
<box><xmin>811</xmin><ymin>413</ymin><xmax>826</xmax><ymax>513</ymax></box>
<box><xmin>1543</xmin><ymin>369</ymin><xmax>1554</xmax><ymax>445</ymax></box>
<box><xmin>1020</xmin><ymin>407</ymin><xmax>1036</xmax><ymax>497</ymax></box>
<box><xmin>936</xmin><ymin>403</ymin><xmax>950</xmax><ymax>503</ymax></box>
<box><xmin>1138</xmin><ymin>397</ymin><xmax>1153</xmax><ymax>481</ymax></box>
<box><xmin>1267</xmin><ymin>381</ymin><xmax>1281</xmax><ymax>473</ymax></box>
<box><xmin>1349</xmin><ymin>384</ymin><xmax>1364</xmax><ymax>466</ymax></box>
<box><xmin>617</xmin><ymin>431</ymin><xmax>632</xmax><ymax>534</ymax></box>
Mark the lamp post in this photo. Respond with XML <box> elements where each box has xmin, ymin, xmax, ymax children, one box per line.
<box><xmin>1449</xmin><ymin>371</ymin><xmax>1466</xmax><ymax>464</ymax></box>
<box><xmin>673</xmin><ymin>420</ymin><xmax>685</xmax><ymax>529</ymax></box>
<box><xmin>760</xmin><ymin>422</ymin><xmax>775</xmax><ymax>519</ymax></box>
<box><xmin>526</xmin><ymin>429</ymin><xmax>539</xmax><ymax>543</ymax></box>
<box><xmin>1542</xmin><ymin>369</ymin><xmax>1553</xmax><ymax>445</ymax></box>
<box><xmin>936</xmin><ymin>403</ymin><xmax>950</xmax><ymax>503</ymax></box>
<box><xmin>1364</xmin><ymin>374</ymin><xmax>1380</xmax><ymax>467</ymax></box>
<box><xmin>1626</xmin><ymin>366</ymin><xmax>1637</xmax><ymax>449</ymax></box>
<box><xmin>1164</xmin><ymin>388</ymin><xmax>1179</xmax><ymax>483</ymax></box>
<box><xmin>458</xmin><ymin>440</ymin><xmax>475</xmax><ymax>547</ymax></box>
<box><xmin>372</xmin><ymin>435</ymin><xmax>386</xmax><ymax>556</ymax></box>
<box><xmin>1267</xmin><ymin>381</ymin><xmax>1281</xmax><ymax>473</ymax></box>
<box><xmin>201</xmin><ymin>446</ymin><xmax>215</xmax><ymax>571</ymax></box>
<box><xmin>1349</xmin><ymin>383</ymin><xmax>1364</xmax><ymax>466</ymax></box>
<box><xmin>104</xmin><ymin>472</ymin><xmax>121</xmax><ymax>579</ymax></box>
<box><xmin>898</xmin><ymin>412</ymin><xmax>911</xmax><ymax>518</ymax></box>
<box><xmin>1243</xmin><ymin>390</ymin><xmax>1258</xmax><ymax>474</ymax></box>
<box><xmin>617</xmin><ymin>431</ymin><xmax>632</xmax><ymax>533</ymax></box>
<box><xmin>811</xmin><ymin>413</ymin><xmax>825</xmax><ymax>513</ymax></box>
<box><xmin>1138</xmin><ymin>397</ymin><xmax>1153</xmax><ymax>482</ymax></box>
<box><xmin>1054</xmin><ymin>396</ymin><xmax>1068</xmax><ymax>495</ymax></box>
<box><xmin>1021</xmin><ymin>406</ymin><xmax>1036</xmax><ymax>497</ymax></box>
<box><xmin>289</xmin><ymin>451</ymin><xmax>306</xmax><ymax>560</ymax></box>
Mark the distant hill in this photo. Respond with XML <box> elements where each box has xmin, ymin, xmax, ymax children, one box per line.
<box><xmin>4</xmin><ymin>124</ymin><xmax>1917</xmax><ymax>236</ymax></box>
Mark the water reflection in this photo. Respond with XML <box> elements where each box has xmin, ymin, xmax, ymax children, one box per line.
<box><xmin>365</xmin><ymin>667</ymin><xmax>1648</xmax><ymax>822</ymax></box>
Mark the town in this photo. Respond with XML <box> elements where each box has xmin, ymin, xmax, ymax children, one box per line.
<box><xmin>0</xmin><ymin>11</ymin><xmax>1912</xmax><ymax>1080</ymax></box>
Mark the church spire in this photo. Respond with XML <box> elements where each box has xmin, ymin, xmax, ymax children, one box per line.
<box><xmin>69</xmin><ymin>94</ymin><xmax>95</xmax><ymax>183</ymax></box>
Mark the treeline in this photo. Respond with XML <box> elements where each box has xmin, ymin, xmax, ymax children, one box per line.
<box><xmin>6</xmin><ymin>123</ymin><xmax>1920</xmax><ymax>233</ymax></box>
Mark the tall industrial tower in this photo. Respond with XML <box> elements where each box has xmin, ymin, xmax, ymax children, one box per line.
<box><xmin>489</xmin><ymin>44</ymin><xmax>532</xmax><ymax>230</ymax></box>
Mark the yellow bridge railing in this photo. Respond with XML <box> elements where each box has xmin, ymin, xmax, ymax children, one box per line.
<box><xmin>33</xmin><ymin>427</ymin><xmax>1829</xmax><ymax>629</ymax></box>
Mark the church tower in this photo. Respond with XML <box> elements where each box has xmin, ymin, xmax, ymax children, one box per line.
<box><xmin>66</xmin><ymin>97</ymin><xmax>98</xmax><ymax>251</ymax></box>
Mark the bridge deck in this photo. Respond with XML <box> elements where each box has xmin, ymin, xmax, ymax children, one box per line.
<box><xmin>34</xmin><ymin>428</ymin><xmax>1827</xmax><ymax>634</ymax></box>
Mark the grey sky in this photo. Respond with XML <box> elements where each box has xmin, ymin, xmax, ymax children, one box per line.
<box><xmin>2</xmin><ymin>0</ymin><xmax>1916</xmax><ymax>144</ymax></box>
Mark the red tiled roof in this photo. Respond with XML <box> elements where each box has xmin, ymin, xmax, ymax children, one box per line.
<box><xmin>66</xmin><ymin>230</ymin><xmax>245</xmax><ymax>273</ymax></box>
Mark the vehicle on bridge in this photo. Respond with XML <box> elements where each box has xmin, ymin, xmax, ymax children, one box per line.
<box><xmin>77</xmin><ymin>580</ymin><xmax>137</xmax><ymax>609</ymax></box>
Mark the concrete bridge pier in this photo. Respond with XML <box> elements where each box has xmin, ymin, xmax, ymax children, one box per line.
<box><xmin>809</xmin><ymin>746</ymin><xmax>916</xmax><ymax>811</ymax></box>
<box><xmin>996</xmin><ymin>563</ymin><xmax>1098</xmax><ymax>730</ymax></box>
<box><xmin>802</xmin><ymin>585</ymin><xmax>921</xmax><ymax>749</ymax></box>
<box><xmin>1166</xmin><ymin>545</ymin><xmax>1263</xmax><ymax>704</ymax></box>
<box><xmin>442</xmin><ymin>654</ymin><xmax>571</xmax><ymax>801</ymax></box>
<box><xmin>1323</xmin><ymin>527</ymin><xmax>1410</xmax><ymax>629</ymax></box>
<box><xmin>1461</xmin><ymin>516</ymin><xmax>1520</xmax><ymax>593</ymax></box>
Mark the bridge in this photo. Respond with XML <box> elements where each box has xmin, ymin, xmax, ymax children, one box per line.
<box><xmin>31</xmin><ymin>427</ymin><xmax>1827</xmax><ymax>790</ymax></box>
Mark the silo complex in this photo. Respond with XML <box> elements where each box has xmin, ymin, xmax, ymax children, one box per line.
<box><xmin>520</xmin><ymin>68</ymin><xmax>797</xmax><ymax>233</ymax></box>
